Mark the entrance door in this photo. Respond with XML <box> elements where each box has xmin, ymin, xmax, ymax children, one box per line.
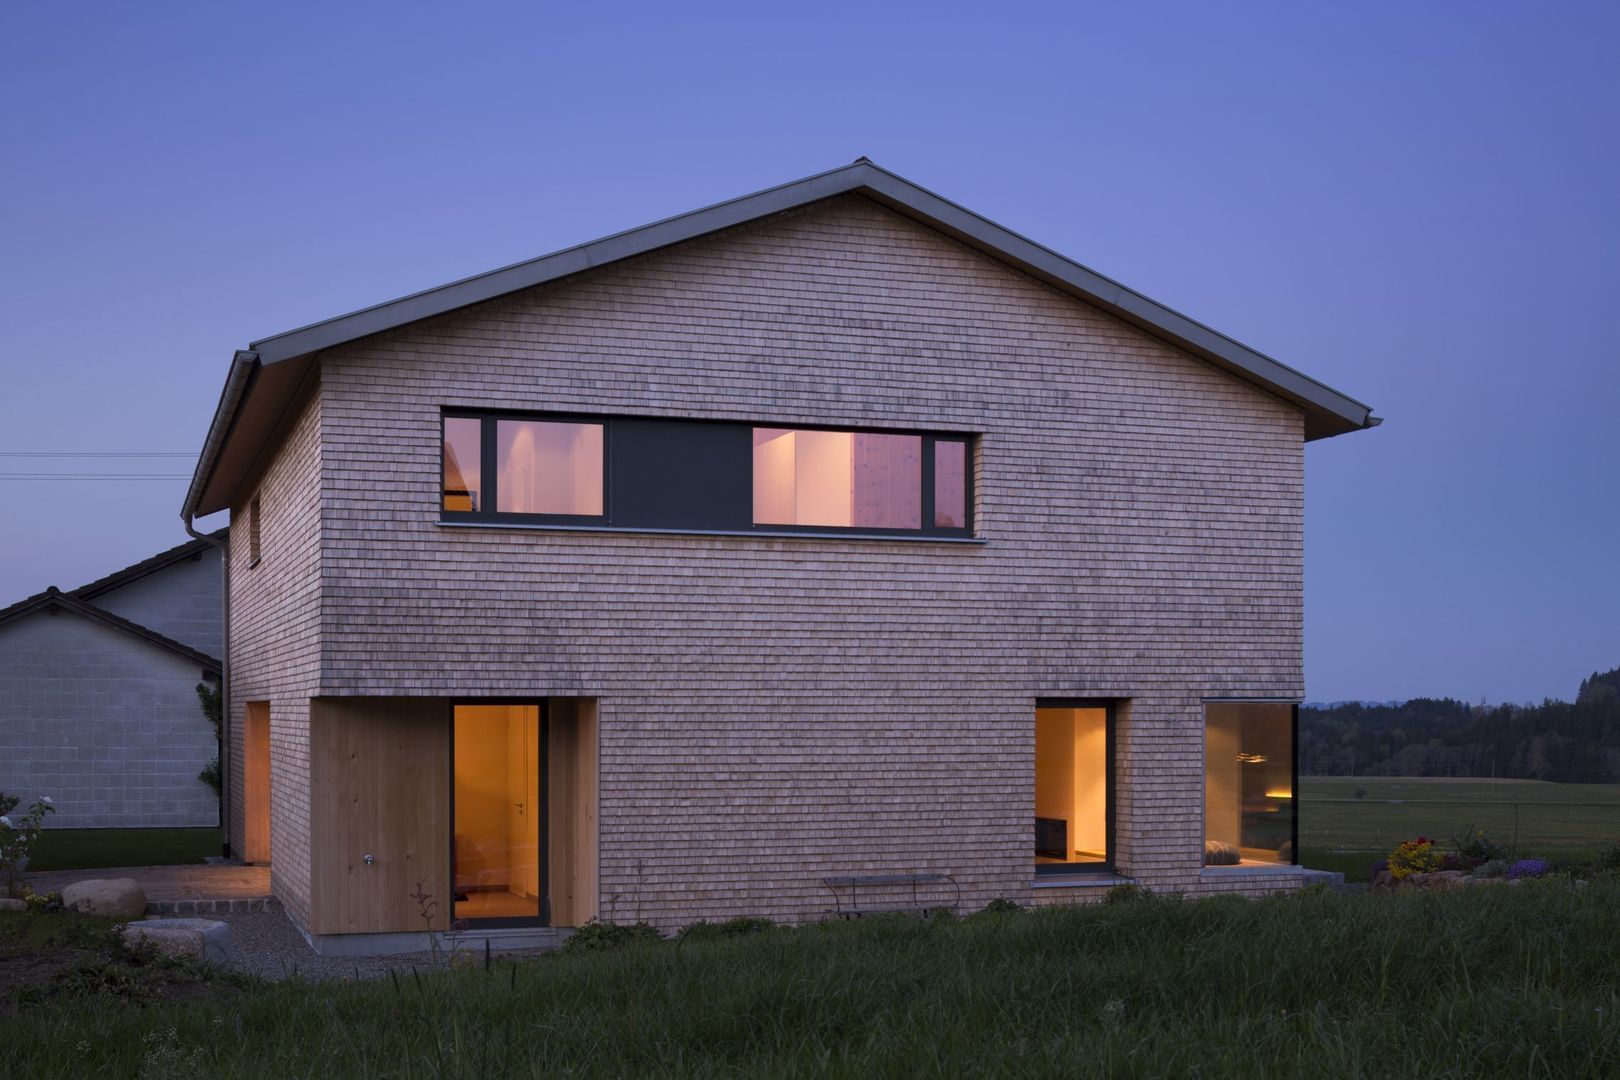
<box><xmin>451</xmin><ymin>704</ymin><xmax>546</xmax><ymax>925</ymax></box>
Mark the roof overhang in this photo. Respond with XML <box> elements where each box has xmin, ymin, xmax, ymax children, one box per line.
<box><xmin>183</xmin><ymin>159</ymin><xmax>1378</xmax><ymax>518</ymax></box>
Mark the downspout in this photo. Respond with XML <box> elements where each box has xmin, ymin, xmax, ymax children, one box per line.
<box><xmin>182</xmin><ymin>350</ymin><xmax>259</xmax><ymax>861</ymax></box>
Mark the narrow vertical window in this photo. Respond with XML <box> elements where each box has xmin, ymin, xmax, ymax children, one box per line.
<box><xmin>1204</xmin><ymin>703</ymin><xmax>1296</xmax><ymax>866</ymax></box>
<box><xmin>751</xmin><ymin>428</ymin><xmax>921</xmax><ymax>529</ymax></box>
<box><xmin>248</xmin><ymin>495</ymin><xmax>262</xmax><ymax>566</ymax></box>
<box><xmin>1034</xmin><ymin>704</ymin><xmax>1112</xmax><ymax>871</ymax></box>
<box><xmin>442</xmin><ymin>417</ymin><xmax>483</xmax><ymax>512</ymax></box>
<box><xmin>495</xmin><ymin>419</ymin><xmax>605</xmax><ymax>517</ymax></box>
<box><xmin>934</xmin><ymin>439</ymin><xmax>967</xmax><ymax>529</ymax></box>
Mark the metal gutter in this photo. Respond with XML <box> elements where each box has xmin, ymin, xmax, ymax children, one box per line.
<box><xmin>182</xmin><ymin>350</ymin><xmax>254</xmax><ymax>860</ymax></box>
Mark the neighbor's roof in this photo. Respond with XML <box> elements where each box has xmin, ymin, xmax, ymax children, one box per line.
<box><xmin>0</xmin><ymin>587</ymin><xmax>221</xmax><ymax>671</ymax></box>
<box><xmin>70</xmin><ymin>529</ymin><xmax>227</xmax><ymax>602</ymax></box>
<box><xmin>183</xmin><ymin>158</ymin><xmax>1379</xmax><ymax>518</ymax></box>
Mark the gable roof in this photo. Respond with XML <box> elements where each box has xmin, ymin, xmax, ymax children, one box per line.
<box><xmin>0</xmin><ymin>587</ymin><xmax>221</xmax><ymax>671</ymax></box>
<box><xmin>182</xmin><ymin>158</ymin><xmax>1378</xmax><ymax>519</ymax></box>
<box><xmin>70</xmin><ymin>529</ymin><xmax>227</xmax><ymax>602</ymax></box>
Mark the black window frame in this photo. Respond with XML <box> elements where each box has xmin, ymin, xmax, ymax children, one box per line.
<box><xmin>441</xmin><ymin>408</ymin><xmax>975</xmax><ymax>539</ymax></box>
<box><xmin>441</xmin><ymin>408</ymin><xmax>610</xmax><ymax>527</ymax></box>
<box><xmin>1033</xmin><ymin>697</ymin><xmax>1117</xmax><ymax>877</ymax></box>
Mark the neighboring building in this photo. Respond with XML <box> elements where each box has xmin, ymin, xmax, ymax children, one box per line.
<box><xmin>181</xmin><ymin>160</ymin><xmax>1377</xmax><ymax>954</ymax></box>
<box><xmin>0</xmin><ymin>535</ymin><xmax>225</xmax><ymax>829</ymax></box>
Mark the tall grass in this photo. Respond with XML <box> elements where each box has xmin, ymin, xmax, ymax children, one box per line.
<box><xmin>5</xmin><ymin>881</ymin><xmax>1620</xmax><ymax>1078</ymax></box>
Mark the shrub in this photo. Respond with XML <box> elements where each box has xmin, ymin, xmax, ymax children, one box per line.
<box><xmin>680</xmin><ymin>916</ymin><xmax>775</xmax><ymax>942</ymax></box>
<box><xmin>1507</xmin><ymin>859</ymin><xmax>1551</xmax><ymax>881</ymax></box>
<box><xmin>1452</xmin><ymin>827</ymin><xmax>1508</xmax><ymax>864</ymax></box>
<box><xmin>1473</xmin><ymin>859</ymin><xmax>1510</xmax><ymax>879</ymax></box>
<box><xmin>1440</xmin><ymin>852</ymin><xmax>1482</xmax><ymax>873</ymax></box>
<box><xmin>1104</xmin><ymin>884</ymin><xmax>1152</xmax><ymax>905</ymax></box>
<box><xmin>561</xmin><ymin>919</ymin><xmax>663</xmax><ymax>954</ymax></box>
<box><xmin>978</xmin><ymin>898</ymin><xmax>1024</xmax><ymax>916</ymax></box>
<box><xmin>0</xmin><ymin>793</ymin><xmax>55</xmax><ymax>897</ymax></box>
<box><xmin>1387</xmin><ymin>837</ymin><xmax>1444</xmax><ymax>880</ymax></box>
<box><xmin>1596</xmin><ymin>842</ymin><xmax>1620</xmax><ymax>872</ymax></box>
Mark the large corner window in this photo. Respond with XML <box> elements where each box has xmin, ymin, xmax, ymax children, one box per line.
<box><xmin>1204</xmin><ymin>702</ymin><xmax>1297</xmax><ymax>866</ymax></box>
<box><xmin>442</xmin><ymin>410</ymin><xmax>973</xmax><ymax>538</ymax></box>
<box><xmin>1034</xmin><ymin>701</ymin><xmax>1113</xmax><ymax>873</ymax></box>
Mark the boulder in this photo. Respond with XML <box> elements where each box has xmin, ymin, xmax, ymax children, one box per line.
<box><xmin>62</xmin><ymin>877</ymin><xmax>148</xmax><ymax>919</ymax></box>
<box><xmin>0</xmin><ymin>897</ymin><xmax>26</xmax><ymax>912</ymax></box>
<box><xmin>121</xmin><ymin>918</ymin><xmax>232</xmax><ymax>966</ymax></box>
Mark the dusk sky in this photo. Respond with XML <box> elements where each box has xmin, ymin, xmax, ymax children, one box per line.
<box><xmin>2</xmin><ymin>3</ymin><xmax>1615</xmax><ymax>704</ymax></box>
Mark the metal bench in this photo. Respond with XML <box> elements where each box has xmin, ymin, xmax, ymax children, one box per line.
<box><xmin>822</xmin><ymin>873</ymin><xmax>961</xmax><ymax>919</ymax></box>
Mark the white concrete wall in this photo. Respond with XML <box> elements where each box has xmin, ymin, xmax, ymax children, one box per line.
<box><xmin>0</xmin><ymin>607</ymin><xmax>219</xmax><ymax>828</ymax></box>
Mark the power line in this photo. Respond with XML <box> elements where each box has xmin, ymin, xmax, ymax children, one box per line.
<box><xmin>0</xmin><ymin>473</ymin><xmax>191</xmax><ymax>480</ymax></box>
<box><xmin>0</xmin><ymin>451</ymin><xmax>195</xmax><ymax>458</ymax></box>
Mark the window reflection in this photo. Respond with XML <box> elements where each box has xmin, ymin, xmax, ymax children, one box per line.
<box><xmin>442</xmin><ymin>417</ymin><xmax>482</xmax><ymax>512</ymax></box>
<box><xmin>1204</xmin><ymin>703</ymin><xmax>1295</xmax><ymax>865</ymax></box>
<box><xmin>935</xmin><ymin>440</ymin><xmax>966</xmax><ymax>528</ymax></box>
<box><xmin>496</xmin><ymin>420</ymin><xmax>603</xmax><ymax>516</ymax></box>
<box><xmin>752</xmin><ymin>428</ymin><xmax>921</xmax><ymax>529</ymax></box>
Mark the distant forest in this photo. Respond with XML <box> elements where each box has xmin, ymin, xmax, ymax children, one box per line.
<box><xmin>1301</xmin><ymin>665</ymin><xmax>1620</xmax><ymax>783</ymax></box>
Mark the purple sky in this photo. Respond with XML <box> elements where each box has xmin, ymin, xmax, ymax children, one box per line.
<box><xmin>2</xmin><ymin>4</ymin><xmax>1616</xmax><ymax>703</ymax></box>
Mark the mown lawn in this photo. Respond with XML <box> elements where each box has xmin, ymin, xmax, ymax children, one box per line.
<box><xmin>25</xmin><ymin>828</ymin><xmax>220</xmax><ymax>872</ymax></box>
<box><xmin>4</xmin><ymin>880</ymin><xmax>1620</xmax><ymax>1078</ymax></box>
<box><xmin>1300</xmin><ymin>776</ymin><xmax>1620</xmax><ymax>881</ymax></box>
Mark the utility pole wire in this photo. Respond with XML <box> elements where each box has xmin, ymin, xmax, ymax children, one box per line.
<box><xmin>0</xmin><ymin>451</ymin><xmax>196</xmax><ymax>458</ymax></box>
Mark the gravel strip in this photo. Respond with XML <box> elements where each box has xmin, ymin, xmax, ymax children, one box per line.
<box><xmin>219</xmin><ymin>910</ymin><xmax>457</xmax><ymax>981</ymax></box>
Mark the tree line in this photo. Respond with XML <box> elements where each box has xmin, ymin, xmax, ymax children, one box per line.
<box><xmin>1301</xmin><ymin>665</ymin><xmax>1620</xmax><ymax>783</ymax></box>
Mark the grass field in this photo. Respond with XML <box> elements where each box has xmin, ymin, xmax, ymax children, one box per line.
<box><xmin>25</xmin><ymin>828</ymin><xmax>220</xmax><ymax>872</ymax></box>
<box><xmin>1300</xmin><ymin>776</ymin><xmax>1620</xmax><ymax>881</ymax></box>
<box><xmin>5</xmin><ymin>881</ymin><xmax>1620</xmax><ymax>1077</ymax></box>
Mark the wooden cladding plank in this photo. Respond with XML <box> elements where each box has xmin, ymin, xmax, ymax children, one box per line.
<box><xmin>547</xmin><ymin>698</ymin><xmax>599</xmax><ymax>927</ymax></box>
<box><xmin>310</xmin><ymin>698</ymin><xmax>450</xmax><ymax>935</ymax></box>
<box><xmin>243</xmin><ymin>701</ymin><xmax>271</xmax><ymax>864</ymax></box>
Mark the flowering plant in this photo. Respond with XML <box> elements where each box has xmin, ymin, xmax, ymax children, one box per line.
<box><xmin>1387</xmin><ymin>836</ymin><xmax>1444</xmax><ymax>880</ymax></box>
<box><xmin>0</xmin><ymin>793</ymin><xmax>55</xmax><ymax>898</ymax></box>
<box><xmin>1507</xmin><ymin>858</ymin><xmax>1551</xmax><ymax>881</ymax></box>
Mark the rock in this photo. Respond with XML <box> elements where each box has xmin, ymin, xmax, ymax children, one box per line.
<box><xmin>1371</xmin><ymin>870</ymin><xmax>1396</xmax><ymax>890</ymax></box>
<box><xmin>120</xmin><ymin>918</ymin><xmax>232</xmax><ymax>965</ymax></box>
<box><xmin>0</xmin><ymin>898</ymin><xmax>26</xmax><ymax>912</ymax></box>
<box><xmin>61</xmin><ymin>877</ymin><xmax>148</xmax><ymax>919</ymax></box>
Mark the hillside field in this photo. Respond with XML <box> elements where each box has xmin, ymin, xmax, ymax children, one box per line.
<box><xmin>1299</xmin><ymin>776</ymin><xmax>1620</xmax><ymax>879</ymax></box>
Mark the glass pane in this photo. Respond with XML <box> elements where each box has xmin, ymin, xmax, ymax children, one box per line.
<box><xmin>454</xmin><ymin>705</ymin><xmax>541</xmax><ymax>921</ymax></box>
<box><xmin>1034</xmin><ymin>707</ymin><xmax>1108</xmax><ymax>867</ymax></box>
<box><xmin>934</xmin><ymin>440</ymin><xmax>966</xmax><ymax>528</ymax></box>
<box><xmin>442</xmin><ymin>417</ymin><xmax>482</xmax><ymax>512</ymax></box>
<box><xmin>752</xmin><ymin>428</ymin><xmax>921</xmax><ymax>529</ymax></box>
<box><xmin>496</xmin><ymin>420</ymin><xmax>604</xmax><ymax>516</ymax></box>
<box><xmin>1204</xmin><ymin>703</ymin><xmax>1295</xmax><ymax>865</ymax></box>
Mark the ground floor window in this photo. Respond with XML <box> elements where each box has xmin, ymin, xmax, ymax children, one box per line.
<box><xmin>452</xmin><ymin>704</ymin><xmax>543</xmax><ymax>922</ymax></box>
<box><xmin>1204</xmin><ymin>702</ymin><xmax>1297</xmax><ymax>865</ymax></box>
<box><xmin>1034</xmin><ymin>701</ymin><xmax>1113</xmax><ymax>872</ymax></box>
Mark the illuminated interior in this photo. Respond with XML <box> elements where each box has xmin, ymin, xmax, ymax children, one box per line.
<box><xmin>442</xmin><ymin>417</ymin><xmax>482</xmax><ymax>512</ymax></box>
<box><xmin>1034</xmin><ymin>706</ymin><xmax>1108</xmax><ymax>867</ymax></box>
<box><xmin>752</xmin><ymin>428</ymin><xmax>921</xmax><ymax>528</ymax></box>
<box><xmin>453</xmin><ymin>704</ymin><xmax>541</xmax><ymax>920</ymax></box>
<box><xmin>1204</xmin><ymin>703</ymin><xmax>1295</xmax><ymax>865</ymax></box>
<box><xmin>495</xmin><ymin>419</ymin><xmax>603</xmax><ymax>516</ymax></box>
<box><xmin>934</xmin><ymin>439</ymin><xmax>967</xmax><ymax>528</ymax></box>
